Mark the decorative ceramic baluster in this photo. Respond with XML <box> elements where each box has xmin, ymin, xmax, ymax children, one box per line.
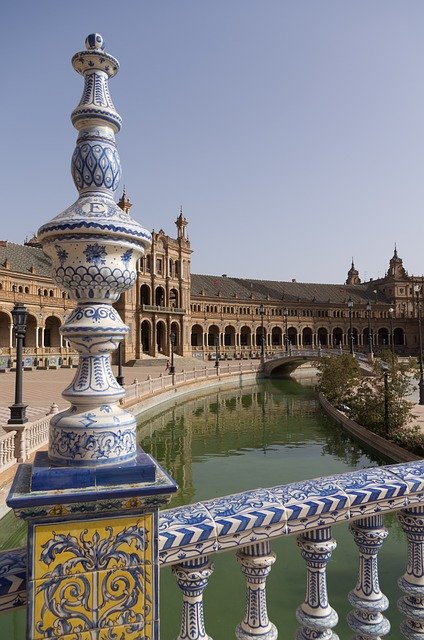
<box><xmin>235</xmin><ymin>541</ymin><xmax>277</xmax><ymax>639</ymax></box>
<box><xmin>37</xmin><ymin>34</ymin><xmax>151</xmax><ymax>466</ymax></box>
<box><xmin>347</xmin><ymin>515</ymin><xmax>390</xmax><ymax>639</ymax></box>
<box><xmin>397</xmin><ymin>506</ymin><xmax>424</xmax><ymax>639</ymax></box>
<box><xmin>296</xmin><ymin>526</ymin><xmax>339</xmax><ymax>640</ymax></box>
<box><xmin>172</xmin><ymin>556</ymin><xmax>214</xmax><ymax>640</ymax></box>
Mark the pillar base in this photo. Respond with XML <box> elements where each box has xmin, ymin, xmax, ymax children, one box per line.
<box><xmin>7</xmin><ymin>455</ymin><xmax>177</xmax><ymax>640</ymax></box>
<box><xmin>30</xmin><ymin>449</ymin><xmax>156</xmax><ymax>490</ymax></box>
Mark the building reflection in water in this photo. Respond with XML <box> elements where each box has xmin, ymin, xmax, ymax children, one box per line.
<box><xmin>137</xmin><ymin>378</ymin><xmax>370</xmax><ymax>509</ymax></box>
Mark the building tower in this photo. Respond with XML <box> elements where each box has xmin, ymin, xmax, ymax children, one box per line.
<box><xmin>346</xmin><ymin>259</ymin><xmax>361</xmax><ymax>285</ymax></box>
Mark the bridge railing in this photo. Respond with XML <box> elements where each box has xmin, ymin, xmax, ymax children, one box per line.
<box><xmin>2</xmin><ymin>460</ymin><xmax>424</xmax><ymax>637</ymax></box>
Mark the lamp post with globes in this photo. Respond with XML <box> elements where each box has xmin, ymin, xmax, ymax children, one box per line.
<box><xmin>116</xmin><ymin>340</ymin><xmax>124</xmax><ymax>387</ymax></box>
<box><xmin>259</xmin><ymin>304</ymin><xmax>265</xmax><ymax>368</ymax></box>
<box><xmin>214</xmin><ymin>334</ymin><xmax>220</xmax><ymax>371</ymax></box>
<box><xmin>389</xmin><ymin>307</ymin><xmax>395</xmax><ymax>357</ymax></box>
<box><xmin>283</xmin><ymin>308</ymin><xmax>289</xmax><ymax>352</ymax></box>
<box><xmin>347</xmin><ymin>297</ymin><xmax>354</xmax><ymax>355</ymax></box>
<box><xmin>169</xmin><ymin>332</ymin><xmax>176</xmax><ymax>375</ymax></box>
<box><xmin>366</xmin><ymin>301</ymin><xmax>373</xmax><ymax>358</ymax></box>
<box><xmin>8</xmin><ymin>302</ymin><xmax>28</xmax><ymax>425</ymax></box>
<box><xmin>414</xmin><ymin>285</ymin><xmax>424</xmax><ymax>405</ymax></box>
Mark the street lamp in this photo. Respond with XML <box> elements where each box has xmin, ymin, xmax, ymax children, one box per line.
<box><xmin>8</xmin><ymin>302</ymin><xmax>28</xmax><ymax>425</ymax></box>
<box><xmin>215</xmin><ymin>334</ymin><xmax>220</xmax><ymax>370</ymax></box>
<box><xmin>169</xmin><ymin>332</ymin><xmax>176</xmax><ymax>375</ymax></box>
<box><xmin>347</xmin><ymin>297</ymin><xmax>354</xmax><ymax>355</ymax></box>
<box><xmin>388</xmin><ymin>307</ymin><xmax>395</xmax><ymax>357</ymax></box>
<box><xmin>259</xmin><ymin>303</ymin><xmax>265</xmax><ymax>367</ymax></box>
<box><xmin>366</xmin><ymin>300</ymin><xmax>373</xmax><ymax>358</ymax></box>
<box><xmin>283</xmin><ymin>308</ymin><xmax>289</xmax><ymax>352</ymax></box>
<box><xmin>116</xmin><ymin>340</ymin><xmax>124</xmax><ymax>387</ymax></box>
<box><xmin>383</xmin><ymin>364</ymin><xmax>389</xmax><ymax>437</ymax></box>
<box><xmin>414</xmin><ymin>285</ymin><xmax>424</xmax><ymax>404</ymax></box>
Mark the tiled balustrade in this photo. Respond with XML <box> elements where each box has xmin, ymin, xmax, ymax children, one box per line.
<box><xmin>2</xmin><ymin>460</ymin><xmax>424</xmax><ymax>637</ymax></box>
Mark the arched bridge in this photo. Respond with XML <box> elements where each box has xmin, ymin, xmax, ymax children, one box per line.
<box><xmin>263</xmin><ymin>349</ymin><xmax>372</xmax><ymax>377</ymax></box>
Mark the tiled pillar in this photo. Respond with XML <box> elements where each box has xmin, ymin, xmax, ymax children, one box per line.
<box><xmin>7</xmin><ymin>34</ymin><xmax>176</xmax><ymax>640</ymax></box>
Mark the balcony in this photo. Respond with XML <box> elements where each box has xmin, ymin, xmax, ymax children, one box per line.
<box><xmin>141</xmin><ymin>304</ymin><xmax>185</xmax><ymax>314</ymax></box>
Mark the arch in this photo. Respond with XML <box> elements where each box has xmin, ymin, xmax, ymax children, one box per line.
<box><xmin>208</xmin><ymin>324</ymin><xmax>220</xmax><ymax>346</ymax></box>
<box><xmin>378</xmin><ymin>328</ymin><xmax>389</xmax><ymax>347</ymax></box>
<box><xmin>170</xmin><ymin>321</ymin><xmax>180</xmax><ymax>352</ymax></box>
<box><xmin>317</xmin><ymin>327</ymin><xmax>328</xmax><ymax>347</ymax></box>
<box><xmin>302</xmin><ymin>327</ymin><xmax>313</xmax><ymax>346</ymax></box>
<box><xmin>191</xmin><ymin>324</ymin><xmax>203</xmax><ymax>347</ymax></box>
<box><xmin>393</xmin><ymin>327</ymin><xmax>404</xmax><ymax>346</ymax></box>
<box><xmin>256</xmin><ymin>326</ymin><xmax>267</xmax><ymax>347</ymax></box>
<box><xmin>140</xmin><ymin>284</ymin><xmax>151</xmax><ymax>305</ymax></box>
<box><xmin>155</xmin><ymin>286</ymin><xmax>165</xmax><ymax>307</ymax></box>
<box><xmin>141</xmin><ymin>319</ymin><xmax>151</xmax><ymax>353</ymax></box>
<box><xmin>24</xmin><ymin>314</ymin><xmax>37</xmax><ymax>348</ymax></box>
<box><xmin>363</xmin><ymin>327</ymin><xmax>372</xmax><ymax>348</ymax></box>
<box><xmin>44</xmin><ymin>316</ymin><xmax>61</xmax><ymax>347</ymax></box>
<box><xmin>271</xmin><ymin>326</ymin><xmax>282</xmax><ymax>346</ymax></box>
<box><xmin>156</xmin><ymin>320</ymin><xmax>167</xmax><ymax>353</ymax></box>
<box><xmin>240</xmin><ymin>325</ymin><xmax>251</xmax><ymax>347</ymax></box>
<box><xmin>224</xmin><ymin>325</ymin><xmax>236</xmax><ymax>347</ymax></box>
<box><xmin>332</xmin><ymin>327</ymin><xmax>343</xmax><ymax>347</ymax></box>
<box><xmin>170</xmin><ymin>288</ymin><xmax>179</xmax><ymax>308</ymax></box>
<box><xmin>0</xmin><ymin>311</ymin><xmax>10</xmax><ymax>348</ymax></box>
<box><xmin>287</xmin><ymin>327</ymin><xmax>297</xmax><ymax>347</ymax></box>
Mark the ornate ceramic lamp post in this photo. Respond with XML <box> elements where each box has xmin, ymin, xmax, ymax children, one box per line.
<box><xmin>7</xmin><ymin>34</ymin><xmax>176</xmax><ymax>640</ymax></box>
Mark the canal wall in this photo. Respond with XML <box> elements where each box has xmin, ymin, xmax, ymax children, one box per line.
<box><xmin>318</xmin><ymin>392</ymin><xmax>420</xmax><ymax>463</ymax></box>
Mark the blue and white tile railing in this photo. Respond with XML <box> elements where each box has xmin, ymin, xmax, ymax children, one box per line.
<box><xmin>2</xmin><ymin>460</ymin><xmax>424</xmax><ymax>637</ymax></box>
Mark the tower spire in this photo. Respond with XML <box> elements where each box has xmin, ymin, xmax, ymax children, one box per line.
<box><xmin>175</xmin><ymin>205</ymin><xmax>188</xmax><ymax>239</ymax></box>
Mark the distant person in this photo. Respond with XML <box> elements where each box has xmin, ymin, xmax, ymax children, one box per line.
<box><xmin>165</xmin><ymin>360</ymin><xmax>170</xmax><ymax>372</ymax></box>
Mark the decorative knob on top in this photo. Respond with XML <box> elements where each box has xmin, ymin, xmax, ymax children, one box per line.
<box><xmin>71</xmin><ymin>33</ymin><xmax>121</xmax><ymax>134</ymax></box>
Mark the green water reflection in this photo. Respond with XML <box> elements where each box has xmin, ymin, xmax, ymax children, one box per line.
<box><xmin>0</xmin><ymin>378</ymin><xmax>407</xmax><ymax>638</ymax></box>
<box><xmin>140</xmin><ymin>378</ymin><xmax>405</xmax><ymax>639</ymax></box>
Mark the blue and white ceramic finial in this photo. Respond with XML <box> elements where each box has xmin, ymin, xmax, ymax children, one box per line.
<box><xmin>36</xmin><ymin>36</ymin><xmax>152</xmax><ymax>468</ymax></box>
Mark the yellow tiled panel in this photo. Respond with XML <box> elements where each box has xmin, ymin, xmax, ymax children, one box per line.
<box><xmin>97</xmin><ymin>622</ymin><xmax>153</xmax><ymax>639</ymax></box>
<box><xmin>32</xmin><ymin>573</ymin><xmax>94</xmax><ymax>639</ymax></box>
<box><xmin>96</xmin><ymin>566</ymin><xmax>153</xmax><ymax>629</ymax></box>
<box><xmin>33</xmin><ymin>513</ymin><xmax>153</xmax><ymax>580</ymax></box>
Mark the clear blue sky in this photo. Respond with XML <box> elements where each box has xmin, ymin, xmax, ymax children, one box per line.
<box><xmin>2</xmin><ymin>1</ymin><xmax>424</xmax><ymax>283</ymax></box>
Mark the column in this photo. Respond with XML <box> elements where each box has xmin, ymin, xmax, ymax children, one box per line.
<box><xmin>296</xmin><ymin>526</ymin><xmax>339</xmax><ymax>639</ymax></box>
<box><xmin>173</xmin><ymin>556</ymin><xmax>214</xmax><ymax>640</ymax></box>
<box><xmin>397</xmin><ymin>506</ymin><xmax>424</xmax><ymax>638</ymax></box>
<box><xmin>235</xmin><ymin>541</ymin><xmax>277</xmax><ymax>639</ymax></box>
<box><xmin>347</xmin><ymin>515</ymin><xmax>390</xmax><ymax>638</ymax></box>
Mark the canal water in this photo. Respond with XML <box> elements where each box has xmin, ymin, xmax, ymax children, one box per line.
<box><xmin>0</xmin><ymin>377</ymin><xmax>406</xmax><ymax>638</ymax></box>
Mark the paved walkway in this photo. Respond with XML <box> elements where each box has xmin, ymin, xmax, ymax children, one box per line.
<box><xmin>0</xmin><ymin>358</ymin><xmax>186</xmax><ymax>422</ymax></box>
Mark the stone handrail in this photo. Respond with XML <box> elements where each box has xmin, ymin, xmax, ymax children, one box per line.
<box><xmin>2</xmin><ymin>460</ymin><xmax>424</xmax><ymax>637</ymax></box>
<box><xmin>0</xmin><ymin>431</ymin><xmax>17</xmax><ymax>473</ymax></box>
<box><xmin>123</xmin><ymin>361</ymin><xmax>260</xmax><ymax>405</ymax></box>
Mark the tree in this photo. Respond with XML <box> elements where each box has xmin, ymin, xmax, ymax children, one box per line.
<box><xmin>316</xmin><ymin>355</ymin><xmax>361</xmax><ymax>407</ymax></box>
<box><xmin>348</xmin><ymin>360</ymin><xmax>413</xmax><ymax>436</ymax></box>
